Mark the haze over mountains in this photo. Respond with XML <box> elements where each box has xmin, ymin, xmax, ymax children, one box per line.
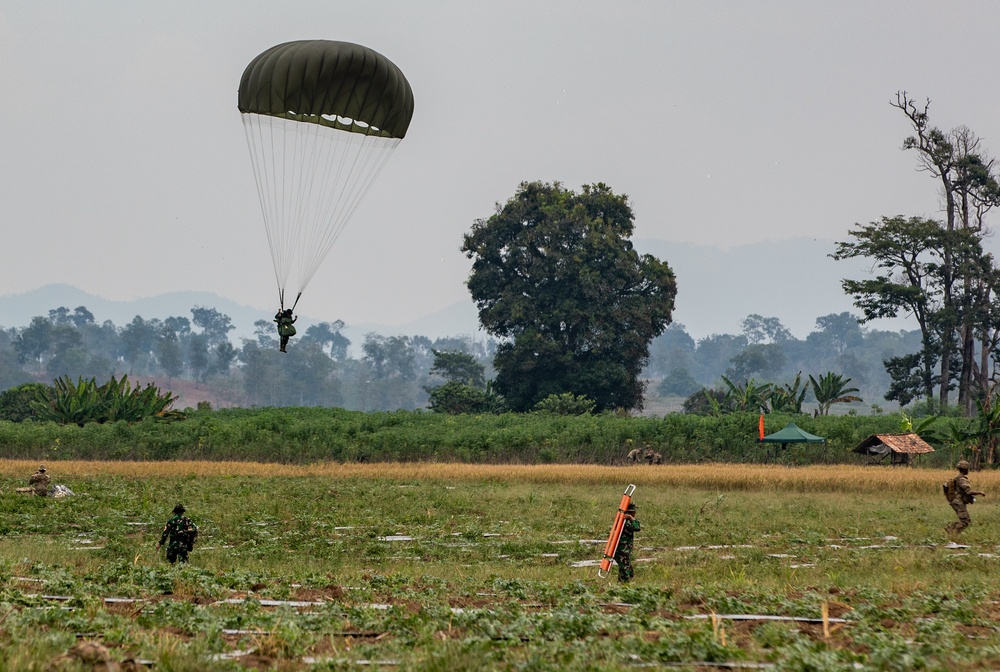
<box><xmin>0</xmin><ymin>238</ymin><xmax>913</xmax><ymax>345</ymax></box>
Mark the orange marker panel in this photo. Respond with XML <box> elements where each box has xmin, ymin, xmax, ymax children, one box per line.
<box><xmin>598</xmin><ymin>484</ymin><xmax>636</xmax><ymax>577</ymax></box>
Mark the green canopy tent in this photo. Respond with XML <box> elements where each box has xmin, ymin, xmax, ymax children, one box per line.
<box><xmin>759</xmin><ymin>422</ymin><xmax>826</xmax><ymax>451</ymax></box>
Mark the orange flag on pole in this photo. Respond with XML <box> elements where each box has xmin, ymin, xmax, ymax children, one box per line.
<box><xmin>759</xmin><ymin>414</ymin><xmax>765</xmax><ymax>441</ymax></box>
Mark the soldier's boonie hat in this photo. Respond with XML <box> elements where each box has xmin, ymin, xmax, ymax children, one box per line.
<box><xmin>957</xmin><ymin>459</ymin><xmax>971</xmax><ymax>470</ymax></box>
<box><xmin>173</xmin><ymin>503</ymin><xmax>185</xmax><ymax>514</ymax></box>
<box><xmin>38</xmin><ymin>465</ymin><xmax>46</xmax><ymax>472</ymax></box>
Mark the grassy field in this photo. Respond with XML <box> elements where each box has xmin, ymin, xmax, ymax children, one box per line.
<box><xmin>1</xmin><ymin>460</ymin><xmax>999</xmax><ymax>670</ymax></box>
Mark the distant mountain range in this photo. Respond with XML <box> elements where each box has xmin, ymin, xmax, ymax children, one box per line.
<box><xmin>0</xmin><ymin>238</ymin><xmax>914</xmax><ymax>346</ymax></box>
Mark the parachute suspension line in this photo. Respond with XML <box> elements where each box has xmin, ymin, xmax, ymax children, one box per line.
<box><xmin>290</xmin><ymin>292</ymin><xmax>303</xmax><ymax>312</ymax></box>
<box><xmin>296</xmin><ymin>132</ymin><xmax>400</xmax><ymax>291</ymax></box>
<box><xmin>243</xmin><ymin>114</ymin><xmax>296</xmax><ymax>293</ymax></box>
<box><xmin>242</xmin><ymin>115</ymin><xmax>285</xmax><ymax>292</ymax></box>
<box><xmin>278</xmin><ymin>116</ymin><xmax>300</xmax><ymax>289</ymax></box>
<box><xmin>242</xmin><ymin>113</ymin><xmax>402</xmax><ymax>299</ymax></box>
<box><xmin>269</xmin><ymin>115</ymin><xmax>295</xmax><ymax>289</ymax></box>
<box><xmin>297</xmin><ymin>129</ymin><xmax>359</xmax><ymax>287</ymax></box>
<box><xmin>294</xmin><ymin>122</ymin><xmax>337</xmax><ymax>290</ymax></box>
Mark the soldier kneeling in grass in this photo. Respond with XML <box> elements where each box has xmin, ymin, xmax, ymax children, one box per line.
<box><xmin>158</xmin><ymin>503</ymin><xmax>198</xmax><ymax>563</ymax></box>
<box><xmin>17</xmin><ymin>465</ymin><xmax>51</xmax><ymax>496</ymax></box>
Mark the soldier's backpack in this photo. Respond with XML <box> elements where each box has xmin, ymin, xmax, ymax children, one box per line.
<box><xmin>178</xmin><ymin>519</ymin><xmax>198</xmax><ymax>551</ymax></box>
<box><xmin>943</xmin><ymin>478</ymin><xmax>957</xmax><ymax>502</ymax></box>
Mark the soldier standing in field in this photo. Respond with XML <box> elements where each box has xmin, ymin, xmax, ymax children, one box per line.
<box><xmin>29</xmin><ymin>465</ymin><xmax>50</xmax><ymax>496</ymax></box>
<box><xmin>945</xmin><ymin>459</ymin><xmax>986</xmax><ymax>536</ymax></box>
<box><xmin>614</xmin><ymin>501</ymin><xmax>640</xmax><ymax>582</ymax></box>
<box><xmin>158</xmin><ymin>503</ymin><xmax>199</xmax><ymax>564</ymax></box>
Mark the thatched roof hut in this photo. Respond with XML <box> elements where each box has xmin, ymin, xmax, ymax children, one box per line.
<box><xmin>852</xmin><ymin>433</ymin><xmax>935</xmax><ymax>465</ymax></box>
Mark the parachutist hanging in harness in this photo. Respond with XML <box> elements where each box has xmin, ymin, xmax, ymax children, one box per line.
<box><xmin>274</xmin><ymin>308</ymin><xmax>297</xmax><ymax>352</ymax></box>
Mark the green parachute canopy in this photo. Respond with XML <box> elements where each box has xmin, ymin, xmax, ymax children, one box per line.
<box><xmin>239</xmin><ymin>40</ymin><xmax>414</xmax><ymax>139</ymax></box>
<box><xmin>238</xmin><ymin>40</ymin><xmax>414</xmax><ymax>310</ymax></box>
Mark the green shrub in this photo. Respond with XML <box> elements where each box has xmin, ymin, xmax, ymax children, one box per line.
<box><xmin>533</xmin><ymin>393</ymin><xmax>596</xmax><ymax>416</ymax></box>
<box><xmin>427</xmin><ymin>381</ymin><xmax>505</xmax><ymax>414</ymax></box>
<box><xmin>0</xmin><ymin>383</ymin><xmax>50</xmax><ymax>422</ymax></box>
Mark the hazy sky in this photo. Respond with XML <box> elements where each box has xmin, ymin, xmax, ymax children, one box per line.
<box><xmin>2</xmin><ymin>1</ymin><xmax>999</xmax><ymax>336</ymax></box>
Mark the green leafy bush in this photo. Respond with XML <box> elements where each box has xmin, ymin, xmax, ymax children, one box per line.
<box><xmin>30</xmin><ymin>375</ymin><xmax>178</xmax><ymax>426</ymax></box>
<box><xmin>533</xmin><ymin>393</ymin><xmax>596</xmax><ymax>416</ymax></box>
<box><xmin>0</xmin><ymin>382</ymin><xmax>50</xmax><ymax>422</ymax></box>
<box><xmin>427</xmin><ymin>381</ymin><xmax>506</xmax><ymax>415</ymax></box>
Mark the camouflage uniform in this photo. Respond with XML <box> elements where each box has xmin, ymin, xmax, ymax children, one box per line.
<box><xmin>29</xmin><ymin>466</ymin><xmax>50</xmax><ymax>497</ymax></box>
<box><xmin>946</xmin><ymin>462</ymin><xmax>979</xmax><ymax>534</ymax></box>
<box><xmin>614</xmin><ymin>505</ymin><xmax>640</xmax><ymax>583</ymax></box>
<box><xmin>274</xmin><ymin>309</ymin><xmax>297</xmax><ymax>353</ymax></box>
<box><xmin>626</xmin><ymin>448</ymin><xmax>641</xmax><ymax>463</ymax></box>
<box><xmin>159</xmin><ymin>506</ymin><xmax>198</xmax><ymax>563</ymax></box>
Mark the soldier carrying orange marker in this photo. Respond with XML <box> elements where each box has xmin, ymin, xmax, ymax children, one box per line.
<box><xmin>598</xmin><ymin>484</ymin><xmax>640</xmax><ymax>582</ymax></box>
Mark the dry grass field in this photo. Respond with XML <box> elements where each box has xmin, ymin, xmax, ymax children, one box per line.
<box><xmin>4</xmin><ymin>459</ymin><xmax>995</xmax><ymax>496</ymax></box>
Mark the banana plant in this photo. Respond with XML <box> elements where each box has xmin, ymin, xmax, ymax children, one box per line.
<box><xmin>721</xmin><ymin>376</ymin><xmax>773</xmax><ymax>413</ymax></box>
<box><xmin>31</xmin><ymin>375</ymin><xmax>177</xmax><ymax>426</ymax></box>
<box><xmin>963</xmin><ymin>399</ymin><xmax>1000</xmax><ymax>468</ymax></box>
<box><xmin>808</xmin><ymin>372</ymin><xmax>862</xmax><ymax>416</ymax></box>
<box><xmin>770</xmin><ymin>372</ymin><xmax>808</xmax><ymax>414</ymax></box>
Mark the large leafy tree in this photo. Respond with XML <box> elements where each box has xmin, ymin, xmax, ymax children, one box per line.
<box><xmin>726</xmin><ymin>343</ymin><xmax>786</xmax><ymax>381</ymax></box>
<box><xmin>833</xmin><ymin>216</ymin><xmax>945</xmax><ymax>405</ymax></box>
<box><xmin>429</xmin><ymin>350</ymin><xmax>486</xmax><ymax>388</ymax></box>
<box><xmin>190</xmin><ymin>306</ymin><xmax>235</xmax><ymax>347</ymax></box>
<box><xmin>14</xmin><ymin>316</ymin><xmax>53</xmax><ymax>373</ymax></box>
<box><xmin>741</xmin><ymin>314</ymin><xmax>792</xmax><ymax>345</ymax></box>
<box><xmin>832</xmin><ymin>216</ymin><xmax>989</xmax><ymax>407</ymax></box>
<box><xmin>462</xmin><ymin>181</ymin><xmax>676</xmax><ymax>412</ymax></box>
<box><xmin>302</xmin><ymin>321</ymin><xmax>351</xmax><ymax>362</ymax></box>
<box><xmin>645</xmin><ymin>323</ymin><xmax>695</xmax><ymax>378</ymax></box>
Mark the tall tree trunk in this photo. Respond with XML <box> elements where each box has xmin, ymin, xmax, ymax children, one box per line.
<box><xmin>939</xmin><ymin>187</ymin><xmax>956</xmax><ymax>410</ymax></box>
<box><xmin>960</xmin><ymin>323</ymin><xmax>974</xmax><ymax>415</ymax></box>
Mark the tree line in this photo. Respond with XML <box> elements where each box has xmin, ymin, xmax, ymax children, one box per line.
<box><xmin>0</xmin><ymin>301</ymin><xmax>926</xmax><ymax>415</ymax></box>
<box><xmin>0</xmin><ymin>306</ymin><xmax>496</xmax><ymax>411</ymax></box>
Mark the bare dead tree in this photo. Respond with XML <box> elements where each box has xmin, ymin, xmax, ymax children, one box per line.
<box><xmin>892</xmin><ymin>91</ymin><xmax>1000</xmax><ymax>414</ymax></box>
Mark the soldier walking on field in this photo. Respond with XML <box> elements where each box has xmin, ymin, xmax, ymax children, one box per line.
<box><xmin>614</xmin><ymin>501</ymin><xmax>640</xmax><ymax>583</ymax></box>
<box><xmin>158</xmin><ymin>504</ymin><xmax>198</xmax><ymax>563</ymax></box>
<box><xmin>945</xmin><ymin>460</ymin><xmax>986</xmax><ymax>536</ymax></box>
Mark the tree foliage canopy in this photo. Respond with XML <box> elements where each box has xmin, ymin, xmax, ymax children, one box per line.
<box><xmin>462</xmin><ymin>181</ymin><xmax>676</xmax><ymax>412</ymax></box>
